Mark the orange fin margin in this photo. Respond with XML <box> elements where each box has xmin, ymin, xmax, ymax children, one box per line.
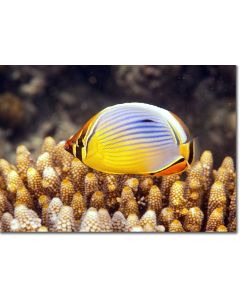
<box><xmin>152</xmin><ymin>157</ymin><xmax>188</xmax><ymax>176</ymax></box>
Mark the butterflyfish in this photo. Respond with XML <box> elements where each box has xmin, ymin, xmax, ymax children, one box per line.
<box><xmin>64</xmin><ymin>103</ymin><xmax>195</xmax><ymax>176</ymax></box>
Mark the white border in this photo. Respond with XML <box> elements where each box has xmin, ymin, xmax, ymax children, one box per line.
<box><xmin>0</xmin><ymin>1</ymin><xmax>239</xmax><ymax>300</ymax></box>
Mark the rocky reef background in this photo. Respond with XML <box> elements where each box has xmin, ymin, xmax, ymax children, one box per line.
<box><xmin>0</xmin><ymin>66</ymin><xmax>236</xmax><ymax>165</ymax></box>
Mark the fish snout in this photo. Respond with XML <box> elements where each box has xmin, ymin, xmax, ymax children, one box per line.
<box><xmin>64</xmin><ymin>140</ymin><xmax>73</xmax><ymax>154</ymax></box>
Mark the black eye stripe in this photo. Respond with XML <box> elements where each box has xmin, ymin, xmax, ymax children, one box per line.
<box><xmin>77</xmin><ymin>139</ymin><xmax>84</xmax><ymax>148</ymax></box>
<box><xmin>76</xmin><ymin>144</ymin><xmax>82</xmax><ymax>161</ymax></box>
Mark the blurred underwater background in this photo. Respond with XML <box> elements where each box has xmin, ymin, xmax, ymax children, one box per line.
<box><xmin>0</xmin><ymin>66</ymin><xmax>236</xmax><ymax>166</ymax></box>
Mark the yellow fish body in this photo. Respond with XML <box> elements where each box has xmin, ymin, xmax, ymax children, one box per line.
<box><xmin>64</xmin><ymin>103</ymin><xmax>195</xmax><ymax>176</ymax></box>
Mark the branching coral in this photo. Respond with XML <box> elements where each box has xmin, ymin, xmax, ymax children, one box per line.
<box><xmin>41</xmin><ymin>136</ymin><xmax>56</xmax><ymax>157</ymax></box>
<box><xmin>139</xmin><ymin>177</ymin><xmax>153</xmax><ymax>196</ymax></box>
<box><xmin>6</xmin><ymin>170</ymin><xmax>23</xmax><ymax>194</ymax></box>
<box><xmin>0</xmin><ymin>190</ymin><xmax>8</xmax><ymax>218</ymax></box>
<box><xmin>102</xmin><ymin>174</ymin><xmax>118</xmax><ymax>212</ymax></box>
<box><xmin>1</xmin><ymin>212</ymin><xmax>13</xmax><ymax>232</ymax></box>
<box><xmin>169</xmin><ymin>181</ymin><xmax>187</xmax><ymax>219</ymax></box>
<box><xmin>0</xmin><ymin>137</ymin><xmax>236</xmax><ymax>233</ymax></box>
<box><xmin>60</xmin><ymin>178</ymin><xmax>75</xmax><ymax>205</ymax></box>
<box><xmin>16</xmin><ymin>145</ymin><xmax>33</xmax><ymax>183</ymax></box>
<box><xmin>47</xmin><ymin>197</ymin><xmax>63</xmax><ymax>232</ymax></box>
<box><xmin>15</xmin><ymin>185</ymin><xmax>34</xmax><ymax>209</ymax></box>
<box><xmin>27</xmin><ymin>167</ymin><xmax>43</xmax><ymax>198</ymax></box>
<box><xmin>124</xmin><ymin>195</ymin><xmax>139</xmax><ymax>217</ymax></box>
<box><xmin>127</xmin><ymin>213</ymin><xmax>140</xmax><ymax>230</ymax></box>
<box><xmin>147</xmin><ymin>185</ymin><xmax>162</xmax><ymax>216</ymax></box>
<box><xmin>206</xmin><ymin>207</ymin><xmax>224</xmax><ymax>232</ymax></box>
<box><xmin>228</xmin><ymin>186</ymin><xmax>236</xmax><ymax>232</ymax></box>
<box><xmin>42</xmin><ymin>167</ymin><xmax>60</xmax><ymax>196</ymax></box>
<box><xmin>70</xmin><ymin>158</ymin><xmax>89</xmax><ymax>193</ymax></box>
<box><xmin>183</xmin><ymin>207</ymin><xmax>204</xmax><ymax>232</ymax></box>
<box><xmin>124</xmin><ymin>177</ymin><xmax>139</xmax><ymax>194</ymax></box>
<box><xmin>90</xmin><ymin>191</ymin><xmax>105</xmax><ymax>210</ymax></box>
<box><xmin>71</xmin><ymin>192</ymin><xmax>86</xmax><ymax>220</ymax></box>
<box><xmin>169</xmin><ymin>220</ymin><xmax>185</xmax><ymax>232</ymax></box>
<box><xmin>118</xmin><ymin>186</ymin><xmax>136</xmax><ymax>217</ymax></box>
<box><xmin>184</xmin><ymin>162</ymin><xmax>204</xmax><ymax>208</ymax></box>
<box><xmin>112</xmin><ymin>211</ymin><xmax>128</xmax><ymax>232</ymax></box>
<box><xmin>221</xmin><ymin>156</ymin><xmax>235</xmax><ymax>195</ymax></box>
<box><xmin>98</xmin><ymin>208</ymin><xmax>113</xmax><ymax>232</ymax></box>
<box><xmin>84</xmin><ymin>172</ymin><xmax>99</xmax><ymax>200</ymax></box>
<box><xmin>55</xmin><ymin>206</ymin><xmax>75</xmax><ymax>232</ymax></box>
<box><xmin>36</xmin><ymin>152</ymin><xmax>53</xmax><ymax>175</ymax></box>
<box><xmin>160</xmin><ymin>174</ymin><xmax>179</xmax><ymax>206</ymax></box>
<box><xmin>207</xmin><ymin>182</ymin><xmax>226</xmax><ymax>217</ymax></box>
<box><xmin>80</xmin><ymin>207</ymin><xmax>101</xmax><ymax>232</ymax></box>
<box><xmin>159</xmin><ymin>207</ymin><xmax>175</xmax><ymax>230</ymax></box>
<box><xmin>140</xmin><ymin>210</ymin><xmax>157</xmax><ymax>231</ymax></box>
<box><xmin>12</xmin><ymin>204</ymin><xmax>41</xmax><ymax>232</ymax></box>
<box><xmin>200</xmin><ymin>150</ymin><xmax>213</xmax><ymax>193</ymax></box>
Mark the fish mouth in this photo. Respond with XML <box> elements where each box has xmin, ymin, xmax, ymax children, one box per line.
<box><xmin>64</xmin><ymin>141</ymin><xmax>71</xmax><ymax>153</ymax></box>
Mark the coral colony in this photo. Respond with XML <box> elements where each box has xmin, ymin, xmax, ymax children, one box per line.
<box><xmin>0</xmin><ymin>137</ymin><xmax>236</xmax><ymax>232</ymax></box>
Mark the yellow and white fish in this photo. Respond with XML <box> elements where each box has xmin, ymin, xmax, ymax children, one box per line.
<box><xmin>64</xmin><ymin>103</ymin><xmax>195</xmax><ymax>176</ymax></box>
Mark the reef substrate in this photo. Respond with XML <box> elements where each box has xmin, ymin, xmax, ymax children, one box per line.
<box><xmin>0</xmin><ymin>137</ymin><xmax>236</xmax><ymax>233</ymax></box>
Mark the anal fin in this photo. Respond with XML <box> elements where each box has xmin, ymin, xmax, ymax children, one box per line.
<box><xmin>151</xmin><ymin>156</ymin><xmax>188</xmax><ymax>176</ymax></box>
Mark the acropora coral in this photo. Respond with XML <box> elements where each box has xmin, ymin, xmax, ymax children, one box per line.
<box><xmin>0</xmin><ymin>137</ymin><xmax>237</xmax><ymax>233</ymax></box>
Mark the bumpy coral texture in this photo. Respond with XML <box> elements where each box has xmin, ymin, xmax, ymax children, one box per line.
<box><xmin>0</xmin><ymin>137</ymin><xmax>236</xmax><ymax>233</ymax></box>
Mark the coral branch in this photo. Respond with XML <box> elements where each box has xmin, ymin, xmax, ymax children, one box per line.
<box><xmin>0</xmin><ymin>137</ymin><xmax>236</xmax><ymax>233</ymax></box>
